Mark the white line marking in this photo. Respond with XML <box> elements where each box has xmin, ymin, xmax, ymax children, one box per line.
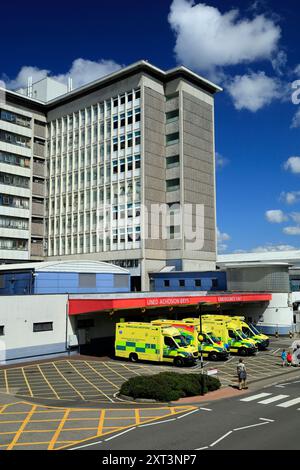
<box><xmin>69</xmin><ymin>440</ymin><xmax>103</xmax><ymax>450</ymax></box>
<box><xmin>277</xmin><ymin>397</ymin><xmax>300</xmax><ymax>408</ymax></box>
<box><xmin>233</xmin><ymin>422</ymin><xmax>268</xmax><ymax>431</ymax></box>
<box><xmin>195</xmin><ymin>446</ymin><xmax>208</xmax><ymax>450</ymax></box>
<box><xmin>177</xmin><ymin>409</ymin><xmax>200</xmax><ymax>419</ymax></box>
<box><xmin>259</xmin><ymin>418</ymin><xmax>275</xmax><ymax>422</ymax></box>
<box><xmin>104</xmin><ymin>427</ymin><xmax>136</xmax><ymax>441</ymax></box>
<box><xmin>139</xmin><ymin>418</ymin><xmax>176</xmax><ymax>428</ymax></box>
<box><xmin>258</xmin><ymin>394</ymin><xmax>289</xmax><ymax>404</ymax></box>
<box><xmin>241</xmin><ymin>393</ymin><xmax>272</xmax><ymax>402</ymax></box>
<box><xmin>273</xmin><ymin>348</ymin><xmax>280</xmax><ymax>354</ymax></box>
<box><xmin>199</xmin><ymin>407</ymin><xmax>212</xmax><ymax>411</ymax></box>
<box><xmin>210</xmin><ymin>431</ymin><xmax>233</xmax><ymax>447</ymax></box>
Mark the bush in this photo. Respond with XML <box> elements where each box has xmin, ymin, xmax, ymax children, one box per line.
<box><xmin>120</xmin><ymin>372</ymin><xmax>221</xmax><ymax>402</ymax></box>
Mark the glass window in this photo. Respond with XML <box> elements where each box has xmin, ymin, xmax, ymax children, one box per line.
<box><xmin>166</xmin><ymin>178</ymin><xmax>180</xmax><ymax>192</ymax></box>
<box><xmin>166</xmin><ymin>132</ymin><xmax>179</xmax><ymax>146</ymax></box>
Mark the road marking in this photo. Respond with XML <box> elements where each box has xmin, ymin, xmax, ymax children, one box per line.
<box><xmin>48</xmin><ymin>408</ymin><xmax>70</xmax><ymax>450</ymax></box>
<box><xmin>258</xmin><ymin>394</ymin><xmax>289</xmax><ymax>404</ymax></box>
<box><xmin>277</xmin><ymin>397</ymin><xmax>300</xmax><ymax>408</ymax></box>
<box><xmin>233</xmin><ymin>422</ymin><xmax>268</xmax><ymax>431</ymax></box>
<box><xmin>139</xmin><ymin>418</ymin><xmax>176</xmax><ymax>427</ymax></box>
<box><xmin>7</xmin><ymin>405</ymin><xmax>37</xmax><ymax>450</ymax></box>
<box><xmin>273</xmin><ymin>348</ymin><xmax>280</xmax><ymax>354</ymax></box>
<box><xmin>52</xmin><ymin>362</ymin><xmax>85</xmax><ymax>400</ymax></box>
<box><xmin>97</xmin><ymin>410</ymin><xmax>105</xmax><ymax>436</ymax></box>
<box><xmin>69</xmin><ymin>440</ymin><xmax>103</xmax><ymax>450</ymax></box>
<box><xmin>67</xmin><ymin>361</ymin><xmax>114</xmax><ymax>402</ymax></box>
<box><xmin>37</xmin><ymin>365</ymin><xmax>60</xmax><ymax>400</ymax></box>
<box><xmin>177</xmin><ymin>409</ymin><xmax>200</xmax><ymax>419</ymax></box>
<box><xmin>199</xmin><ymin>407</ymin><xmax>212</xmax><ymax>411</ymax></box>
<box><xmin>104</xmin><ymin>427</ymin><xmax>136</xmax><ymax>441</ymax></box>
<box><xmin>259</xmin><ymin>418</ymin><xmax>275</xmax><ymax>422</ymax></box>
<box><xmin>210</xmin><ymin>431</ymin><xmax>233</xmax><ymax>447</ymax></box>
<box><xmin>241</xmin><ymin>393</ymin><xmax>271</xmax><ymax>402</ymax></box>
<box><xmin>21</xmin><ymin>368</ymin><xmax>34</xmax><ymax>398</ymax></box>
<box><xmin>195</xmin><ymin>446</ymin><xmax>208</xmax><ymax>450</ymax></box>
<box><xmin>4</xmin><ymin>369</ymin><xmax>9</xmax><ymax>394</ymax></box>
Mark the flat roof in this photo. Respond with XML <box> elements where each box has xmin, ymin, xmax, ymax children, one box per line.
<box><xmin>0</xmin><ymin>260</ymin><xmax>129</xmax><ymax>274</ymax></box>
<box><xmin>68</xmin><ymin>291</ymin><xmax>272</xmax><ymax>315</ymax></box>
<box><xmin>1</xmin><ymin>60</ymin><xmax>222</xmax><ymax>111</ymax></box>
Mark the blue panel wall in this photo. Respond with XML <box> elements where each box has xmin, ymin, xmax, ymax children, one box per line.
<box><xmin>150</xmin><ymin>271</ymin><xmax>227</xmax><ymax>292</ymax></box>
<box><xmin>0</xmin><ymin>271</ymin><xmax>33</xmax><ymax>295</ymax></box>
<box><xmin>34</xmin><ymin>272</ymin><xmax>130</xmax><ymax>294</ymax></box>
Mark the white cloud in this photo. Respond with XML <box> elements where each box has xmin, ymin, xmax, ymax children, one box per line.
<box><xmin>284</xmin><ymin>156</ymin><xmax>300</xmax><ymax>174</ymax></box>
<box><xmin>290</xmin><ymin>212</ymin><xmax>300</xmax><ymax>224</ymax></box>
<box><xmin>216</xmin><ymin>152</ymin><xmax>229</xmax><ymax>169</ymax></box>
<box><xmin>3</xmin><ymin>58</ymin><xmax>122</xmax><ymax>91</ymax></box>
<box><xmin>227</xmin><ymin>71</ymin><xmax>281</xmax><ymax>112</ymax></box>
<box><xmin>271</xmin><ymin>50</ymin><xmax>287</xmax><ymax>75</ymax></box>
<box><xmin>283</xmin><ymin>226</ymin><xmax>300</xmax><ymax>235</ymax></box>
<box><xmin>250</xmin><ymin>243</ymin><xmax>296</xmax><ymax>252</ymax></box>
<box><xmin>265</xmin><ymin>210</ymin><xmax>288</xmax><ymax>223</ymax></box>
<box><xmin>280</xmin><ymin>191</ymin><xmax>300</xmax><ymax>205</ymax></box>
<box><xmin>291</xmin><ymin>108</ymin><xmax>300</xmax><ymax>129</ymax></box>
<box><xmin>217</xmin><ymin>228</ymin><xmax>230</xmax><ymax>253</ymax></box>
<box><xmin>168</xmin><ymin>0</ymin><xmax>281</xmax><ymax>79</ymax></box>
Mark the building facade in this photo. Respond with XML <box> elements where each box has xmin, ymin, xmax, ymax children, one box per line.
<box><xmin>0</xmin><ymin>61</ymin><xmax>221</xmax><ymax>290</ymax></box>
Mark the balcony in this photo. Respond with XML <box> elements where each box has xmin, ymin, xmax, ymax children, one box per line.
<box><xmin>33</xmin><ymin>162</ymin><xmax>45</xmax><ymax>177</ymax></box>
<box><xmin>32</xmin><ymin>182</ymin><xmax>44</xmax><ymax>197</ymax></box>
<box><xmin>31</xmin><ymin>222</ymin><xmax>44</xmax><ymax>237</ymax></box>
<box><xmin>31</xmin><ymin>242</ymin><xmax>43</xmax><ymax>257</ymax></box>
<box><xmin>32</xmin><ymin>202</ymin><xmax>44</xmax><ymax>216</ymax></box>
<box><xmin>33</xmin><ymin>142</ymin><xmax>45</xmax><ymax>157</ymax></box>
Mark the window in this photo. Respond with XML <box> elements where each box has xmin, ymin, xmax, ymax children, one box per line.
<box><xmin>166</xmin><ymin>132</ymin><xmax>179</xmax><ymax>146</ymax></box>
<box><xmin>166</xmin><ymin>155</ymin><xmax>179</xmax><ymax>169</ymax></box>
<box><xmin>164</xmin><ymin>280</ymin><xmax>170</xmax><ymax>287</ymax></box>
<box><xmin>33</xmin><ymin>322</ymin><xmax>53</xmax><ymax>332</ymax></box>
<box><xmin>114</xmin><ymin>274</ymin><xmax>128</xmax><ymax>289</ymax></box>
<box><xmin>79</xmin><ymin>273</ymin><xmax>96</xmax><ymax>288</ymax></box>
<box><xmin>212</xmin><ymin>278</ymin><xmax>218</xmax><ymax>288</ymax></box>
<box><xmin>179</xmin><ymin>280</ymin><xmax>185</xmax><ymax>287</ymax></box>
<box><xmin>166</xmin><ymin>109</ymin><xmax>179</xmax><ymax>123</ymax></box>
<box><xmin>135</xmin><ymin>90</ymin><xmax>140</xmax><ymax>99</ymax></box>
<box><xmin>195</xmin><ymin>279</ymin><xmax>202</xmax><ymax>287</ymax></box>
<box><xmin>0</xmin><ymin>326</ymin><xmax>4</xmax><ymax>336</ymax></box>
<box><xmin>166</xmin><ymin>178</ymin><xmax>180</xmax><ymax>192</ymax></box>
<box><xmin>164</xmin><ymin>336</ymin><xmax>176</xmax><ymax>348</ymax></box>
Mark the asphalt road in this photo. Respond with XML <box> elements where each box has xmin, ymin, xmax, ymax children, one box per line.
<box><xmin>70</xmin><ymin>376</ymin><xmax>300</xmax><ymax>450</ymax></box>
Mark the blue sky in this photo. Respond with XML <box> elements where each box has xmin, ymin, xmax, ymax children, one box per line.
<box><xmin>1</xmin><ymin>0</ymin><xmax>300</xmax><ymax>254</ymax></box>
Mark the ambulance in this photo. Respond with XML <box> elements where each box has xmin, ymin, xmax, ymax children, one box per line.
<box><xmin>221</xmin><ymin>316</ymin><xmax>269</xmax><ymax>350</ymax></box>
<box><xmin>202</xmin><ymin>316</ymin><xmax>258</xmax><ymax>356</ymax></box>
<box><xmin>152</xmin><ymin>319</ymin><xmax>229</xmax><ymax>361</ymax></box>
<box><xmin>115</xmin><ymin>322</ymin><xmax>198</xmax><ymax>366</ymax></box>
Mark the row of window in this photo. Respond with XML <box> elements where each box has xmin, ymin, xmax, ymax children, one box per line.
<box><xmin>0</xmin><ymin>238</ymin><xmax>28</xmax><ymax>251</ymax></box>
<box><xmin>0</xmin><ymin>150</ymin><xmax>30</xmax><ymax>168</ymax></box>
<box><xmin>113</xmin><ymin>108</ymin><xmax>140</xmax><ymax>129</ymax></box>
<box><xmin>0</xmin><ymin>109</ymin><xmax>31</xmax><ymax>128</ymax></box>
<box><xmin>112</xmin><ymin>131</ymin><xmax>141</xmax><ymax>151</ymax></box>
<box><xmin>49</xmin><ymin>89</ymin><xmax>141</xmax><ymax>136</ymax></box>
<box><xmin>0</xmin><ymin>215</ymin><xmax>29</xmax><ymax>231</ymax></box>
<box><xmin>0</xmin><ymin>322</ymin><xmax>52</xmax><ymax>336</ymax></box>
<box><xmin>0</xmin><ymin>172</ymin><xmax>30</xmax><ymax>189</ymax></box>
<box><xmin>163</xmin><ymin>279</ymin><xmax>219</xmax><ymax>288</ymax></box>
<box><xmin>0</xmin><ymin>193</ymin><xmax>30</xmax><ymax>209</ymax></box>
<box><xmin>0</xmin><ymin>130</ymin><xmax>31</xmax><ymax>148</ymax></box>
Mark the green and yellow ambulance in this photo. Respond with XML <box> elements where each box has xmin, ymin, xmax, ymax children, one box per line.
<box><xmin>152</xmin><ymin>319</ymin><xmax>229</xmax><ymax>361</ymax></box>
<box><xmin>202</xmin><ymin>316</ymin><xmax>258</xmax><ymax>356</ymax></box>
<box><xmin>115</xmin><ymin>322</ymin><xmax>198</xmax><ymax>366</ymax></box>
<box><xmin>224</xmin><ymin>316</ymin><xmax>269</xmax><ymax>350</ymax></box>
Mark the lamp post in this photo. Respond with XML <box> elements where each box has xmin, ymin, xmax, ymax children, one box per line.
<box><xmin>199</xmin><ymin>303</ymin><xmax>204</xmax><ymax>371</ymax></box>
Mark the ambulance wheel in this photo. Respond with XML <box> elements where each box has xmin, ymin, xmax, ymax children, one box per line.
<box><xmin>209</xmin><ymin>352</ymin><xmax>218</xmax><ymax>361</ymax></box>
<box><xmin>129</xmin><ymin>353</ymin><xmax>138</xmax><ymax>363</ymax></box>
<box><xmin>174</xmin><ymin>357</ymin><xmax>184</xmax><ymax>367</ymax></box>
<box><xmin>239</xmin><ymin>348</ymin><xmax>247</xmax><ymax>357</ymax></box>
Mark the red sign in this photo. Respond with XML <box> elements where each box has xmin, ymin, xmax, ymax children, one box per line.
<box><xmin>68</xmin><ymin>293</ymin><xmax>272</xmax><ymax>316</ymax></box>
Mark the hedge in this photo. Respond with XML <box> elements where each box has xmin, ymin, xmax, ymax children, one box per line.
<box><xmin>120</xmin><ymin>372</ymin><xmax>221</xmax><ymax>402</ymax></box>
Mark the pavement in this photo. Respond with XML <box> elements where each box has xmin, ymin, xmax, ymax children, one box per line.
<box><xmin>0</xmin><ymin>337</ymin><xmax>298</xmax><ymax>450</ymax></box>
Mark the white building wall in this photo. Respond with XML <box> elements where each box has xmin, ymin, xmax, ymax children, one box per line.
<box><xmin>0</xmin><ymin>294</ymin><xmax>69</xmax><ymax>362</ymax></box>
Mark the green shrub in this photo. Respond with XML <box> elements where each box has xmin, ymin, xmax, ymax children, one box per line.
<box><xmin>120</xmin><ymin>372</ymin><xmax>221</xmax><ymax>402</ymax></box>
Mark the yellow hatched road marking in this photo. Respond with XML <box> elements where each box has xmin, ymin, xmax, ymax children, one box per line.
<box><xmin>48</xmin><ymin>409</ymin><xmax>70</xmax><ymax>450</ymax></box>
<box><xmin>102</xmin><ymin>362</ymin><xmax>128</xmax><ymax>381</ymax></box>
<box><xmin>119</xmin><ymin>363</ymin><xmax>141</xmax><ymax>376</ymax></box>
<box><xmin>21</xmin><ymin>368</ymin><xmax>34</xmax><ymax>397</ymax></box>
<box><xmin>7</xmin><ymin>405</ymin><xmax>37</xmax><ymax>450</ymax></box>
<box><xmin>67</xmin><ymin>361</ymin><xmax>114</xmax><ymax>402</ymax></box>
<box><xmin>135</xmin><ymin>409</ymin><xmax>140</xmax><ymax>425</ymax></box>
<box><xmin>52</xmin><ymin>362</ymin><xmax>85</xmax><ymax>400</ymax></box>
<box><xmin>4</xmin><ymin>369</ymin><xmax>9</xmax><ymax>394</ymax></box>
<box><xmin>84</xmin><ymin>361</ymin><xmax>119</xmax><ymax>389</ymax></box>
<box><xmin>37</xmin><ymin>365</ymin><xmax>60</xmax><ymax>399</ymax></box>
<box><xmin>97</xmin><ymin>409</ymin><xmax>105</xmax><ymax>436</ymax></box>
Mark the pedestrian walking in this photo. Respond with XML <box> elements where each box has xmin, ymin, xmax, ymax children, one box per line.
<box><xmin>281</xmin><ymin>349</ymin><xmax>287</xmax><ymax>367</ymax></box>
<box><xmin>237</xmin><ymin>358</ymin><xmax>247</xmax><ymax>390</ymax></box>
<box><xmin>287</xmin><ymin>352</ymin><xmax>292</xmax><ymax>366</ymax></box>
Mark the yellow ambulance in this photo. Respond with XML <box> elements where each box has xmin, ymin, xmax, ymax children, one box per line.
<box><xmin>115</xmin><ymin>322</ymin><xmax>198</xmax><ymax>366</ymax></box>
